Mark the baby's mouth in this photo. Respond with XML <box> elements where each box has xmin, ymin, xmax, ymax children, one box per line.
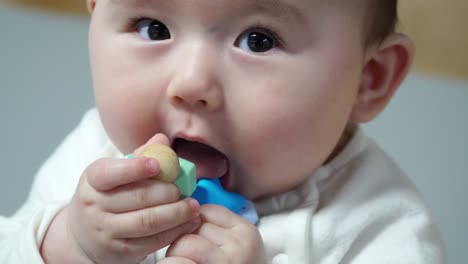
<box><xmin>172</xmin><ymin>138</ymin><xmax>229</xmax><ymax>180</ymax></box>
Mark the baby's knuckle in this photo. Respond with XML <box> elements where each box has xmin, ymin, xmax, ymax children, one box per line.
<box><xmin>140</xmin><ymin>210</ymin><xmax>160</xmax><ymax>233</ymax></box>
<box><xmin>91</xmin><ymin>158</ymin><xmax>109</xmax><ymax>176</ymax></box>
<box><xmin>235</xmin><ymin>226</ymin><xmax>260</xmax><ymax>248</ymax></box>
<box><xmin>85</xmin><ymin>158</ymin><xmax>110</xmax><ymax>186</ymax></box>
<box><xmin>110</xmin><ymin>238</ymin><xmax>133</xmax><ymax>255</ymax></box>
<box><xmin>73</xmin><ymin>186</ymin><xmax>100</xmax><ymax>210</ymax></box>
<box><xmin>74</xmin><ymin>189</ymin><xmax>93</xmax><ymax>207</ymax></box>
<box><xmin>101</xmin><ymin>214</ymin><xmax>117</xmax><ymax>236</ymax></box>
<box><xmin>169</xmin><ymin>234</ymin><xmax>200</xmax><ymax>255</ymax></box>
<box><xmin>173</xmin><ymin>203</ymin><xmax>189</xmax><ymax>219</ymax></box>
<box><xmin>133</xmin><ymin>186</ymin><xmax>149</xmax><ymax>206</ymax></box>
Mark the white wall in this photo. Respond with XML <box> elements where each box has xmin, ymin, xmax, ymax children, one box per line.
<box><xmin>0</xmin><ymin>6</ymin><xmax>94</xmax><ymax>212</ymax></box>
<box><xmin>1</xmin><ymin>5</ymin><xmax>467</xmax><ymax>263</ymax></box>
<box><xmin>364</xmin><ymin>75</ymin><xmax>468</xmax><ymax>263</ymax></box>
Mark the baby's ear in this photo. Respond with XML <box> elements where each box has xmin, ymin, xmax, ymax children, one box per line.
<box><xmin>350</xmin><ymin>33</ymin><xmax>415</xmax><ymax>123</ymax></box>
<box><xmin>86</xmin><ymin>0</ymin><xmax>97</xmax><ymax>13</ymax></box>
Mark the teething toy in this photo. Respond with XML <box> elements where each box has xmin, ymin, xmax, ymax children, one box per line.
<box><xmin>136</xmin><ymin>144</ymin><xmax>258</xmax><ymax>224</ymax></box>
<box><xmin>191</xmin><ymin>178</ymin><xmax>246</xmax><ymax>212</ymax></box>
<box><xmin>139</xmin><ymin>144</ymin><xmax>197</xmax><ymax>197</ymax></box>
<box><xmin>140</xmin><ymin>144</ymin><xmax>179</xmax><ymax>182</ymax></box>
<box><xmin>192</xmin><ymin>178</ymin><xmax>259</xmax><ymax>225</ymax></box>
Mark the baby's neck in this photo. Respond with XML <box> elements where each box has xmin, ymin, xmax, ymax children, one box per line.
<box><xmin>325</xmin><ymin>123</ymin><xmax>357</xmax><ymax>164</ymax></box>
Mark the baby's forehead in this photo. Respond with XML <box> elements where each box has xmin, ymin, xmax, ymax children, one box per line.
<box><xmin>108</xmin><ymin>0</ymin><xmax>305</xmax><ymax>13</ymax></box>
<box><xmin>106</xmin><ymin>0</ymin><xmax>365</xmax><ymax>22</ymax></box>
<box><xmin>106</xmin><ymin>0</ymin><xmax>360</xmax><ymax>12</ymax></box>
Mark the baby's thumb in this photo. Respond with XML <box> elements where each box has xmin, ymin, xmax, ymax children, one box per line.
<box><xmin>133</xmin><ymin>133</ymin><xmax>171</xmax><ymax>156</ymax></box>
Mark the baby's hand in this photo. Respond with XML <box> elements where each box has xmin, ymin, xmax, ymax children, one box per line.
<box><xmin>162</xmin><ymin>204</ymin><xmax>267</xmax><ymax>264</ymax></box>
<box><xmin>41</xmin><ymin>134</ymin><xmax>201</xmax><ymax>264</ymax></box>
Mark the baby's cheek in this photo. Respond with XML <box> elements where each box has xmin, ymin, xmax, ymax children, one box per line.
<box><xmin>238</xmin><ymin>112</ymin><xmax>319</xmax><ymax>196</ymax></box>
<box><xmin>99</xmin><ymin>101</ymin><xmax>150</xmax><ymax>153</ymax></box>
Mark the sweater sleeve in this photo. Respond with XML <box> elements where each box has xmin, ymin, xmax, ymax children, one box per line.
<box><xmin>0</xmin><ymin>202</ymin><xmax>67</xmax><ymax>263</ymax></box>
<box><xmin>312</xmin><ymin>138</ymin><xmax>447</xmax><ymax>264</ymax></box>
<box><xmin>347</xmin><ymin>206</ymin><xmax>446</xmax><ymax>263</ymax></box>
<box><xmin>0</xmin><ymin>108</ymin><xmax>114</xmax><ymax>263</ymax></box>
<box><xmin>312</xmin><ymin>190</ymin><xmax>446</xmax><ymax>264</ymax></box>
<box><xmin>256</xmin><ymin>129</ymin><xmax>446</xmax><ymax>264</ymax></box>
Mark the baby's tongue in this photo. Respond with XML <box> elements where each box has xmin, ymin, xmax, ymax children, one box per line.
<box><xmin>173</xmin><ymin>139</ymin><xmax>228</xmax><ymax>178</ymax></box>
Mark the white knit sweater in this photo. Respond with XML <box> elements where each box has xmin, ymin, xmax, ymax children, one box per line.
<box><xmin>0</xmin><ymin>108</ymin><xmax>446</xmax><ymax>263</ymax></box>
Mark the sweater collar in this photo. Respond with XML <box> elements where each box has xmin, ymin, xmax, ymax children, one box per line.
<box><xmin>253</xmin><ymin>126</ymin><xmax>367</xmax><ymax>217</ymax></box>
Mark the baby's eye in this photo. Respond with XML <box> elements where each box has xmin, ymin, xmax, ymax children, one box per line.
<box><xmin>136</xmin><ymin>19</ymin><xmax>171</xmax><ymax>41</ymax></box>
<box><xmin>235</xmin><ymin>30</ymin><xmax>278</xmax><ymax>53</ymax></box>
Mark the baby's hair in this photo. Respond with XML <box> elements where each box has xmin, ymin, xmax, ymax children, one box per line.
<box><xmin>365</xmin><ymin>0</ymin><xmax>398</xmax><ymax>46</ymax></box>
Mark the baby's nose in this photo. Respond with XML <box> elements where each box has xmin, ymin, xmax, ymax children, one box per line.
<box><xmin>166</xmin><ymin>45</ymin><xmax>223</xmax><ymax>111</ymax></box>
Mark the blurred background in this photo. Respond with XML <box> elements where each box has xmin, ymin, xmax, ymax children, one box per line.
<box><xmin>1</xmin><ymin>1</ymin><xmax>467</xmax><ymax>263</ymax></box>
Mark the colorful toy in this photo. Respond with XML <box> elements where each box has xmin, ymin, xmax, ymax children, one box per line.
<box><xmin>191</xmin><ymin>178</ymin><xmax>259</xmax><ymax>225</ymax></box>
<box><xmin>140</xmin><ymin>144</ymin><xmax>179</xmax><ymax>182</ymax></box>
<box><xmin>136</xmin><ymin>144</ymin><xmax>258</xmax><ymax>224</ymax></box>
<box><xmin>137</xmin><ymin>144</ymin><xmax>196</xmax><ymax>197</ymax></box>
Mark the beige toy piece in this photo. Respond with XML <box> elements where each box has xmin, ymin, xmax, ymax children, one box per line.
<box><xmin>139</xmin><ymin>144</ymin><xmax>180</xmax><ymax>182</ymax></box>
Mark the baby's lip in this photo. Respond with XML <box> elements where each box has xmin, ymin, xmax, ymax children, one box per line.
<box><xmin>172</xmin><ymin>137</ymin><xmax>229</xmax><ymax>180</ymax></box>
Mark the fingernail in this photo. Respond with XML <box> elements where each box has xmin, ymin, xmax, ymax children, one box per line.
<box><xmin>124</xmin><ymin>154</ymin><xmax>134</xmax><ymax>159</ymax></box>
<box><xmin>186</xmin><ymin>198</ymin><xmax>200</xmax><ymax>215</ymax></box>
<box><xmin>145</xmin><ymin>158</ymin><xmax>159</xmax><ymax>174</ymax></box>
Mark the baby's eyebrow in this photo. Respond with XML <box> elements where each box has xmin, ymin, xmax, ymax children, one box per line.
<box><xmin>107</xmin><ymin>0</ymin><xmax>174</xmax><ymax>9</ymax></box>
<box><xmin>232</xmin><ymin>0</ymin><xmax>307</xmax><ymax>26</ymax></box>
<box><xmin>107</xmin><ymin>0</ymin><xmax>307</xmax><ymax>26</ymax></box>
<box><xmin>248</xmin><ymin>0</ymin><xmax>304</xmax><ymax>19</ymax></box>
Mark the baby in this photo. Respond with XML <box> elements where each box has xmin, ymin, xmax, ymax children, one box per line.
<box><xmin>0</xmin><ymin>0</ymin><xmax>446</xmax><ymax>263</ymax></box>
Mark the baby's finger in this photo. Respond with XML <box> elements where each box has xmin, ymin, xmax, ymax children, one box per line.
<box><xmin>126</xmin><ymin>217</ymin><xmax>201</xmax><ymax>260</ymax></box>
<box><xmin>110</xmin><ymin>198</ymin><xmax>200</xmax><ymax>238</ymax></box>
<box><xmin>166</xmin><ymin>234</ymin><xmax>225</xmax><ymax>263</ymax></box>
<box><xmin>199</xmin><ymin>204</ymin><xmax>246</xmax><ymax>228</ymax></box>
<box><xmin>194</xmin><ymin>221</ymin><xmax>232</xmax><ymax>246</ymax></box>
<box><xmin>86</xmin><ymin>157</ymin><xmax>159</xmax><ymax>191</ymax></box>
<box><xmin>134</xmin><ymin>133</ymin><xmax>170</xmax><ymax>156</ymax></box>
<box><xmin>158</xmin><ymin>257</ymin><xmax>197</xmax><ymax>264</ymax></box>
<box><xmin>101</xmin><ymin>180</ymin><xmax>180</xmax><ymax>213</ymax></box>
<box><xmin>196</xmin><ymin>205</ymin><xmax>265</xmax><ymax>263</ymax></box>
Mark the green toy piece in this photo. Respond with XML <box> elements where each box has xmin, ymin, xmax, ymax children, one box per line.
<box><xmin>173</xmin><ymin>158</ymin><xmax>197</xmax><ymax>197</ymax></box>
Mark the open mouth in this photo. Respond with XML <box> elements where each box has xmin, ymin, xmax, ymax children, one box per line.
<box><xmin>172</xmin><ymin>138</ymin><xmax>229</xmax><ymax>181</ymax></box>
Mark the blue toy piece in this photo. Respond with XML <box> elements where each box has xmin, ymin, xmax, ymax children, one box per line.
<box><xmin>191</xmin><ymin>178</ymin><xmax>259</xmax><ymax>225</ymax></box>
<box><xmin>191</xmin><ymin>178</ymin><xmax>246</xmax><ymax>213</ymax></box>
<box><xmin>126</xmin><ymin>153</ymin><xmax>258</xmax><ymax>224</ymax></box>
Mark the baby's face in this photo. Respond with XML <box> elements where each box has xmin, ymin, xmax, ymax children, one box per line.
<box><xmin>89</xmin><ymin>0</ymin><xmax>367</xmax><ymax>199</ymax></box>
